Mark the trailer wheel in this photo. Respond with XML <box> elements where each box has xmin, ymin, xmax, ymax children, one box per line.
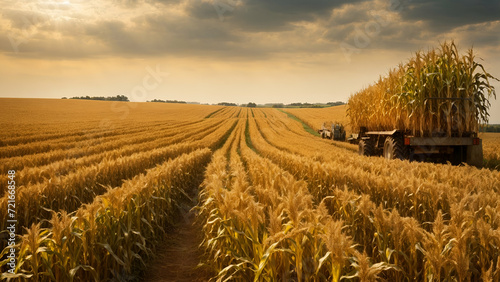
<box><xmin>359</xmin><ymin>139</ymin><xmax>374</xmax><ymax>156</ymax></box>
<box><xmin>383</xmin><ymin>137</ymin><xmax>408</xmax><ymax>160</ymax></box>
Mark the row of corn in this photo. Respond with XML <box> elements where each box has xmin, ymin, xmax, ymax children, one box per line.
<box><xmin>348</xmin><ymin>41</ymin><xmax>497</xmax><ymax>137</ymax></box>
<box><xmin>198</xmin><ymin>118</ymin><xmax>397</xmax><ymax>281</ymax></box>
<box><xmin>0</xmin><ymin>118</ymin><xmax>221</xmax><ymax>195</ymax></box>
<box><xmin>0</xmin><ymin>117</ymin><xmax>227</xmax><ymax>191</ymax></box>
<box><xmin>1</xmin><ymin>148</ymin><xmax>212</xmax><ymax>281</ymax></box>
<box><xmin>0</xmin><ymin>142</ymin><xmax>202</xmax><ymax>232</ymax></box>
<box><xmin>0</xmin><ymin>103</ymin><xmax>241</xmax><ymax>171</ymax></box>
<box><xmin>0</xmin><ymin>119</ymin><xmax>180</xmax><ymax>147</ymax></box>
<box><xmin>0</xmin><ymin>120</ymin><xmax>186</xmax><ymax>159</ymax></box>
<box><xmin>0</xmin><ymin>118</ymin><xmax>216</xmax><ymax>173</ymax></box>
<box><xmin>0</xmin><ymin>119</ymin><xmax>236</xmax><ymax>248</ymax></box>
<box><xmin>247</xmin><ymin>112</ymin><xmax>500</xmax><ymax>280</ymax></box>
<box><xmin>0</xmin><ymin>118</ymin><xmax>236</xmax><ymax>232</ymax></box>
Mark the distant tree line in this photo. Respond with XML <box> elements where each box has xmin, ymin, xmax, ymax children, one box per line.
<box><xmin>218</xmin><ymin>102</ymin><xmax>238</xmax><ymax>106</ymax></box>
<box><xmin>481</xmin><ymin>125</ymin><xmax>500</xmax><ymax>132</ymax></box>
<box><xmin>288</xmin><ymin>102</ymin><xmax>345</xmax><ymax>108</ymax></box>
<box><xmin>64</xmin><ymin>95</ymin><xmax>129</xmax><ymax>101</ymax></box>
<box><xmin>287</xmin><ymin>103</ymin><xmax>322</xmax><ymax>108</ymax></box>
<box><xmin>148</xmin><ymin>99</ymin><xmax>187</xmax><ymax>104</ymax></box>
<box><xmin>327</xmin><ymin>101</ymin><xmax>346</xmax><ymax>106</ymax></box>
<box><xmin>263</xmin><ymin>102</ymin><xmax>346</xmax><ymax>108</ymax></box>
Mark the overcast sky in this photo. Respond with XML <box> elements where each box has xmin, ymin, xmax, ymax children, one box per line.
<box><xmin>1</xmin><ymin>0</ymin><xmax>499</xmax><ymax>122</ymax></box>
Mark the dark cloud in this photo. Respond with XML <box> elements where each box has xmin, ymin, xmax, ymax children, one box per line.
<box><xmin>1</xmin><ymin>9</ymin><xmax>52</xmax><ymax>30</ymax></box>
<box><xmin>112</xmin><ymin>0</ymin><xmax>181</xmax><ymax>8</ymax></box>
<box><xmin>399</xmin><ymin>0</ymin><xmax>500</xmax><ymax>33</ymax></box>
<box><xmin>329</xmin><ymin>5</ymin><xmax>371</xmax><ymax>25</ymax></box>
<box><xmin>112</xmin><ymin>0</ymin><xmax>143</xmax><ymax>8</ymax></box>
<box><xmin>185</xmin><ymin>1</ymin><xmax>222</xmax><ymax>20</ymax></box>
<box><xmin>72</xmin><ymin>13</ymin><xmax>251</xmax><ymax>58</ymax></box>
<box><xmin>322</xmin><ymin>0</ymin><xmax>500</xmax><ymax>52</ymax></box>
<box><xmin>448</xmin><ymin>21</ymin><xmax>500</xmax><ymax>50</ymax></box>
<box><xmin>84</xmin><ymin>20</ymin><xmax>136</xmax><ymax>52</ymax></box>
<box><xmin>186</xmin><ymin>0</ymin><xmax>367</xmax><ymax>32</ymax></box>
<box><xmin>148</xmin><ymin>0</ymin><xmax>184</xmax><ymax>5</ymax></box>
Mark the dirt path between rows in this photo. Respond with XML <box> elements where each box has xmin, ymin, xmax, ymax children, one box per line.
<box><xmin>143</xmin><ymin>205</ymin><xmax>212</xmax><ymax>281</ymax></box>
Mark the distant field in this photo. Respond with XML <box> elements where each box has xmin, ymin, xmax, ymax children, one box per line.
<box><xmin>283</xmin><ymin>104</ymin><xmax>350</xmax><ymax>133</ymax></box>
<box><xmin>1</xmin><ymin>99</ymin><xmax>500</xmax><ymax>281</ymax></box>
<box><xmin>480</xmin><ymin>132</ymin><xmax>500</xmax><ymax>170</ymax></box>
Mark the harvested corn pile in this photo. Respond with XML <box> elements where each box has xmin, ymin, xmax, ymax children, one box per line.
<box><xmin>348</xmin><ymin>41</ymin><xmax>497</xmax><ymax>137</ymax></box>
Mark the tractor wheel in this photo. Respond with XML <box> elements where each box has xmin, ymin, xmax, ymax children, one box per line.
<box><xmin>383</xmin><ymin>137</ymin><xmax>408</xmax><ymax>160</ymax></box>
<box><xmin>359</xmin><ymin>139</ymin><xmax>374</xmax><ymax>156</ymax></box>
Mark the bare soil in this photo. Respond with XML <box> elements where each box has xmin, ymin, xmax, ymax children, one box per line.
<box><xmin>142</xmin><ymin>209</ymin><xmax>213</xmax><ymax>282</ymax></box>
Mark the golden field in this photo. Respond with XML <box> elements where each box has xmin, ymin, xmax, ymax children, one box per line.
<box><xmin>480</xmin><ymin>132</ymin><xmax>500</xmax><ymax>170</ymax></box>
<box><xmin>283</xmin><ymin>105</ymin><xmax>350</xmax><ymax>133</ymax></box>
<box><xmin>1</xmin><ymin>98</ymin><xmax>500</xmax><ymax>281</ymax></box>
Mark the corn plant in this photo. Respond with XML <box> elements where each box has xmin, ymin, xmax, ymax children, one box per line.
<box><xmin>348</xmin><ymin>41</ymin><xmax>498</xmax><ymax>137</ymax></box>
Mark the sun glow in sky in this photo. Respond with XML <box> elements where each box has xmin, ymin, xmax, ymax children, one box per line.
<box><xmin>1</xmin><ymin>0</ymin><xmax>499</xmax><ymax>122</ymax></box>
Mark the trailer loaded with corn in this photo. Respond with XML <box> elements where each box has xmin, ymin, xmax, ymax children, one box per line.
<box><xmin>347</xmin><ymin>42</ymin><xmax>497</xmax><ymax>167</ymax></box>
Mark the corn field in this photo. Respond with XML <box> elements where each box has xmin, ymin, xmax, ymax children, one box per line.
<box><xmin>1</xmin><ymin>98</ymin><xmax>500</xmax><ymax>281</ymax></box>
